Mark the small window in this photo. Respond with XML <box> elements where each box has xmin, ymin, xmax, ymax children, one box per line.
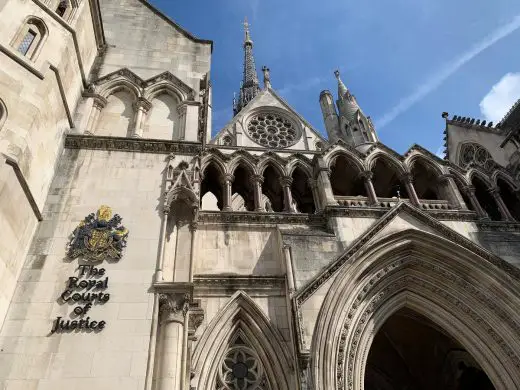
<box><xmin>56</xmin><ymin>0</ymin><xmax>68</xmax><ymax>17</ymax></box>
<box><xmin>11</xmin><ymin>17</ymin><xmax>48</xmax><ymax>61</ymax></box>
<box><xmin>17</xmin><ymin>30</ymin><xmax>36</xmax><ymax>55</ymax></box>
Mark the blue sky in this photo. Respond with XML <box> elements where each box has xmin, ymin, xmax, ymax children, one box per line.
<box><xmin>151</xmin><ymin>0</ymin><xmax>520</xmax><ymax>154</ymax></box>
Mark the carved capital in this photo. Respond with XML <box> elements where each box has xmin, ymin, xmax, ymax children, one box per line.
<box><xmin>177</xmin><ymin>103</ymin><xmax>188</xmax><ymax>116</ymax></box>
<box><xmin>250</xmin><ymin>174</ymin><xmax>264</xmax><ymax>185</ymax></box>
<box><xmin>225</xmin><ymin>173</ymin><xmax>235</xmax><ymax>183</ymax></box>
<box><xmin>189</xmin><ymin>221</ymin><xmax>199</xmax><ymax>232</ymax></box>
<box><xmin>188</xmin><ymin>302</ymin><xmax>204</xmax><ymax>338</ymax></box>
<box><xmin>489</xmin><ymin>187</ymin><xmax>500</xmax><ymax>196</ymax></box>
<box><xmin>280</xmin><ymin>176</ymin><xmax>293</xmax><ymax>187</ymax></box>
<box><xmin>307</xmin><ymin>178</ymin><xmax>317</xmax><ymax>188</ymax></box>
<box><xmin>399</xmin><ymin>173</ymin><xmax>413</xmax><ymax>183</ymax></box>
<box><xmin>437</xmin><ymin>174</ymin><xmax>454</xmax><ymax>184</ymax></box>
<box><xmin>91</xmin><ymin>94</ymin><xmax>107</xmax><ymax>110</ymax></box>
<box><xmin>159</xmin><ymin>293</ymin><xmax>190</xmax><ymax>324</ymax></box>
<box><xmin>133</xmin><ymin>97</ymin><xmax>152</xmax><ymax>112</ymax></box>
<box><xmin>358</xmin><ymin>170</ymin><xmax>374</xmax><ymax>181</ymax></box>
<box><xmin>464</xmin><ymin>185</ymin><xmax>476</xmax><ymax>194</ymax></box>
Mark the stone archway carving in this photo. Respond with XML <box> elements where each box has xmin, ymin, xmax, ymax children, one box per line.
<box><xmin>192</xmin><ymin>291</ymin><xmax>294</xmax><ymax>390</ymax></box>
<box><xmin>310</xmin><ymin>230</ymin><xmax>520</xmax><ymax>390</ymax></box>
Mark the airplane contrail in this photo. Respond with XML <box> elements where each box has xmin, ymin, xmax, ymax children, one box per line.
<box><xmin>376</xmin><ymin>14</ymin><xmax>520</xmax><ymax>129</ymax></box>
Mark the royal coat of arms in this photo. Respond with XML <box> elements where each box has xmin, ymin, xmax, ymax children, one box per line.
<box><xmin>67</xmin><ymin>205</ymin><xmax>129</xmax><ymax>262</ymax></box>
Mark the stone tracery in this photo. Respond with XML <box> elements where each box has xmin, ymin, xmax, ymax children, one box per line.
<box><xmin>246</xmin><ymin>113</ymin><xmax>301</xmax><ymax>148</ymax></box>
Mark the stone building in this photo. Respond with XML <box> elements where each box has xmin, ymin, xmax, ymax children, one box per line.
<box><xmin>1</xmin><ymin>0</ymin><xmax>520</xmax><ymax>389</ymax></box>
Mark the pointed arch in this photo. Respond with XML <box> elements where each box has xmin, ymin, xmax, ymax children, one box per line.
<box><xmin>310</xmin><ymin>229</ymin><xmax>520</xmax><ymax>390</ymax></box>
<box><xmin>286</xmin><ymin>158</ymin><xmax>313</xmax><ymax>178</ymax></box>
<box><xmin>144</xmin><ymin>82</ymin><xmax>185</xmax><ymax>103</ymax></box>
<box><xmin>192</xmin><ymin>291</ymin><xmax>293</xmax><ymax>390</ymax></box>
<box><xmin>228</xmin><ymin>155</ymin><xmax>258</xmax><ymax>176</ymax></box>
<box><xmin>467</xmin><ymin>168</ymin><xmax>494</xmax><ymax>189</ymax></box>
<box><xmin>324</xmin><ymin>148</ymin><xmax>366</xmax><ymax>173</ymax></box>
<box><xmin>408</xmin><ymin>156</ymin><xmax>443</xmax><ymax>200</ymax></box>
<box><xmin>200</xmin><ymin>160</ymin><xmax>225</xmax><ymax>211</ymax></box>
<box><xmin>201</xmin><ymin>154</ymin><xmax>228</xmax><ymax>178</ymax></box>
<box><xmin>366</xmin><ymin>150</ymin><xmax>406</xmax><ymax>174</ymax></box>
<box><xmin>492</xmin><ymin>169</ymin><xmax>519</xmax><ymax>191</ymax></box>
<box><xmin>405</xmin><ymin>153</ymin><xmax>444</xmax><ymax>177</ymax></box>
<box><xmin>0</xmin><ymin>98</ymin><xmax>7</xmax><ymax>132</ymax></box>
<box><xmin>257</xmin><ymin>156</ymin><xmax>288</xmax><ymax>177</ymax></box>
<box><xmin>98</xmin><ymin>79</ymin><xmax>141</xmax><ymax>101</ymax></box>
<box><xmin>368</xmin><ymin>152</ymin><xmax>408</xmax><ymax>198</ymax></box>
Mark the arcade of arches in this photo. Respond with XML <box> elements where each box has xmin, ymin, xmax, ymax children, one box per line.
<box><xmin>200</xmin><ymin>162</ymin><xmax>315</xmax><ymax>213</ymax></box>
<box><xmin>365</xmin><ymin>308</ymin><xmax>494</xmax><ymax>390</ymax></box>
<box><xmin>200</xmin><ymin>156</ymin><xmax>520</xmax><ymax>220</ymax></box>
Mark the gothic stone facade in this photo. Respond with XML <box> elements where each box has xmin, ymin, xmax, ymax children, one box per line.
<box><xmin>1</xmin><ymin>0</ymin><xmax>520</xmax><ymax>389</ymax></box>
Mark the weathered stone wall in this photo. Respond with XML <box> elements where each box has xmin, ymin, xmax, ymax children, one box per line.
<box><xmin>193</xmin><ymin>225</ymin><xmax>283</xmax><ymax>276</ymax></box>
<box><xmin>0</xmin><ymin>148</ymin><xmax>168</xmax><ymax>389</ymax></box>
<box><xmin>0</xmin><ymin>0</ymin><xmax>100</xmax><ymax>328</ymax></box>
<box><xmin>98</xmin><ymin>0</ymin><xmax>211</xmax><ymax>91</ymax></box>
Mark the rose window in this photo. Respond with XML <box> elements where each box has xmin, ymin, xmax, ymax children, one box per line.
<box><xmin>246</xmin><ymin>113</ymin><xmax>300</xmax><ymax>148</ymax></box>
<box><xmin>217</xmin><ymin>345</ymin><xmax>270</xmax><ymax>390</ymax></box>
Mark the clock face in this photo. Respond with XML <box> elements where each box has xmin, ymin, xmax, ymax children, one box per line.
<box><xmin>246</xmin><ymin>113</ymin><xmax>301</xmax><ymax>148</ymax></box>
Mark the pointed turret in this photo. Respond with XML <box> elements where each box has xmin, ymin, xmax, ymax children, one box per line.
<box><xmin>320</xmin><ymin>70</ymin><xmax>378</xmax><ymax>147</ymax></box>
<box><xmin>233</xmin><ymin>17</ymin><xmax>261</xmax><ymax>116</ymax></box>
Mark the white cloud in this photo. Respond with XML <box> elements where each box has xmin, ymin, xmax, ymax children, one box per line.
<box><xmin>479</xmin><ymin>72</ymin><xmax>520</xmax><ymax>123</ymax></box>
<box><xmin>375</xmin><ymin>14</ymin><xmax>520</xmax><ymax>130</ymax></box>
<box><xmin>279</xmin><ymin>76</ymin><xmax>326</xmax><ymax>97</ymax></box>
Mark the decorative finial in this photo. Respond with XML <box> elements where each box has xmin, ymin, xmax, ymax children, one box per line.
<box><xmin>334</xmin><ymin>69</ymin><xmax>348</xmax><ymax>98</ymax></box>
<box><xmin>243</xmin><ymin>17</ymin><xmax>252</xmax><ymax>44</ymax></box>
<box><xmin>262</xmin><ymin>66</ymin><xmax>271</xmax><ymax>89</ymax></box>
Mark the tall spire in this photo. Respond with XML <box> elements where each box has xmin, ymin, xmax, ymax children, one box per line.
<box><xmin>233</xmin><ymin>17</ymin><xmax>260</xmax><ymax>116</ymax></box>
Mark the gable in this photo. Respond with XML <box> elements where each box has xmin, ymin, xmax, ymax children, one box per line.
<box><xmin>295</xmin><ymin>202</ymin><xmax>518</xmax><ymax>307</ymax></box>
<box><xmin>211</xmin><ymin>89</ymin><xmax>326</xmax><ymax>151</ymax></box>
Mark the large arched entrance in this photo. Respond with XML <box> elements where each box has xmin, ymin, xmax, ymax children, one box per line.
<box><xmin>309</xmin><ymin>227</ymin><xmax>520</xmax><ymax>390</ymax></box>
<box><xmin>365</xmin><ymin>308</ymin><xmax>494</xmax><ymax>390</ymax></box>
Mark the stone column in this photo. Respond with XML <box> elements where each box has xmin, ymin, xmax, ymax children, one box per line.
<box><xmin>400</xmin><ymin>173</ymin><xmax>420</xmax><ymax>206</ymax></box>
<box><xmin>283</xmin><ymin>244</ymin><xmax>295</xmax><ymax>293</ymax></box>
<box><xmin>251</xmin><ymin>174</ymin><xmax>265</xmax><ymax>212</ymax></box>
<box><xmin>464</xmin><ymin>185</ymin><xmax>488</xmax><ymax>219</ymax></box>
<box><xmin>360</xmin><ymin>171</ymin><xmax>378</xmax><ymax>205</ymax></box>
<box><xmin>177</xmin><ymin>104</ymin><xmax>188</xmax><ymax>140</ymax></box>
<box><xmin>155</xmin><ymin>207</ymin><xmax>170</xmax><ymax>282</ymax></box>
<box><xmin>315</xmin><ymin>161</ymin><xmax>337</xmax><ymax>207</ymax></box>
<box><xmin>438</xmin><ymin>174</ymin><xmax>466</xmax><ymax>209</ymax></box>
<box><xmin>222</xmin><ymin>174</ymin><xmax>234</xmax><ymax>211</ymax></box>
<box><xmin>188</xmin><ymin>221</ymin><xmax>198</xmax><ymax>282</ymax></box>
<box><xmin>490</xmin><ymin>187</ymin><xmax>515</xmax><ymax>221</ymax></box>
<box><xmin>157</xmin><ymin>293</ymin><xmax>190</xmax><ymax>390</ymax></box>
<box><xmin>133</xmin><ymin>98</ymin><xmax>151</xmax><ymax>138</ymax></box>
<box><xmin>280</xmin><ymin>176</ymin><xmax>294</xmax><ymax>213</ymax></box>
<box><xmin>308</xmin><ymin>178</ymin><xmax>321</xmax><ymax>212</ymax></box>
<box><xmin>85</xmin><ymin>95</ymin><xmax>107</xmax><ymax>134</ymax></box>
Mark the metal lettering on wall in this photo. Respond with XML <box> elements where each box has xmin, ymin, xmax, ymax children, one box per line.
<box><xmin>51</xmin><ymin>265</ymin><xmax>109</xmax><ymax>333</ymax></box>
<box><xmin>51</xmin><ymin>205</ymin><xmax>129</xmax><ymax>334</ymax></box>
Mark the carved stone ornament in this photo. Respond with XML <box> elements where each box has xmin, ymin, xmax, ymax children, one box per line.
<box><xmin>67</xmin><ymin>205</ymin><xmax>129</xmax><ymax>262</ymax></box>
<box><xmin>159</xmin><ymin>293</ymin><xmax>190</xmax><ymax>324</ymax></box>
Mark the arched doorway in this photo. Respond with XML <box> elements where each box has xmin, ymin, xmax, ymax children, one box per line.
<box><xmin>365</xmin><ymin>308</ymin><xmax>494</xmax><ymax>390</ymax></box>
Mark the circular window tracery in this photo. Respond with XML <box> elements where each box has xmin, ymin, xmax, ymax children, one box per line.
<box><xmin>459</xmin><ymin>143</ymin><xmax>495</xmax><ymax>171</ymax></box>
<box><xmin>246</xmin><ymin>113</ymin><xmax>300</xmax><ymax>148</ymax></box>
<box><xmin>217</xmin><ymin>345</ymin><xmax>270</xmax><ymax>390</ymax></box>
